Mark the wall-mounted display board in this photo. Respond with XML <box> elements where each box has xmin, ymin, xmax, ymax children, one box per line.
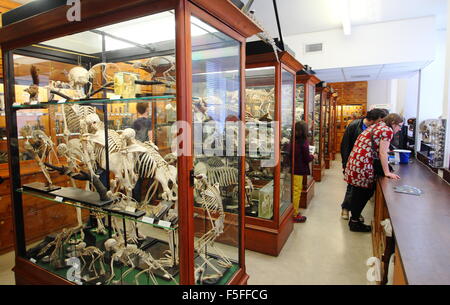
<box><xmin>295</xmin><ymin>73</ymin><xmax>320</xmax><ymax>208</ymax></box>
<box><xmin>244</xmin><ymin>46</ymin><xmax>302</xmax><ymax>256</ymax></box>
<box><xmin>0</xmin><ymin>0</ymin><xmax>262</xmax><ymax>285</ymax></box>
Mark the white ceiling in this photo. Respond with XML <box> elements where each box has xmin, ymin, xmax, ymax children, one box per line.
<box><xmin>315</xmin><ymin>61</ymin><xmax>431</xmax><ymax>83</ymax></box>
<box><xmin>243</xmin><ymin>0</ymin><xmax>446</xmax><ymax>82</ymax></box>
<box><xmin>245</xmin><ymin>0</ymin><xmax>447</xmax><ymax>39</ymax></box>
<box><xmin>12</xmin><ymin>0</ymin><xmax>446</xmax><ymax>82</ymax></box>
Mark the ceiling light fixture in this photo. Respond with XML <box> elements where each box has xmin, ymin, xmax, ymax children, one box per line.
<box><xmin>341</xmin><ymin>0</ymin><xmax>351</xmax><ymax>35</ymax></box>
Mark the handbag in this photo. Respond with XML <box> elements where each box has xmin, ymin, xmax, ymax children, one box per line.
<box><xmin>370</xmin><ymin>129</ymin><xmax>392</xmax><ymax>177</ymax></box>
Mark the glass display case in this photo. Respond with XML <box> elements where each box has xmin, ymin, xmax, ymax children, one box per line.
<box><xmin>329</xmin><ymin>92</ymin><xmax>338</xmax><ymax>161</ymax></box>
<box><xmin>312</xmin><ymin>86</ymin><xmax>329</xmax><ymax>182</ymax></box>
<box><xmin>324</xmin><ymin>90</ymin><xmax>338</xmax><ymax>169</ymax></box>
<box><xmin>244</xmin><ymin>46</ymin><xmax>302</xmax><ymax>256</ymax></box>
<box><xmin>418</xmin><ymin>118</ymin><xmax>447</xmax><ymax>169</ymax></box>
<box><xmin>295</xmin><ymin>73</ymin><xmax>320</xmax><ymax>208</ymax></box>
<box><xmin>0</xmin><ymin>0</ymin><xmax>261</xmax><ymax>285</ymax></box>
<box><xmin>323</xmin><ymin>91</ymin><xmax>331</xmax><ymax>169</ymax></box>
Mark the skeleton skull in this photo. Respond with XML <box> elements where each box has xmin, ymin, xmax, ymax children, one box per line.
<box><xmin>68</xmin><ymin>66</ymin><xmax>90</xmax><ymax>88</ymax></box>
<box><xmin>85</xmin><ymin>113</ymin><xmax>101</xmax><ymax>132</ymax></box>
<box><xmin>57</xmin><ymin>143</ymin><xmax>68</xmax><ymax>157</ymax></box>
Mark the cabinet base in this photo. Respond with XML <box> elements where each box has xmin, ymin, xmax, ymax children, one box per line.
<box><xmin>244</xmin><ymin>207</ymin><xmax>294</xmax><ymax>256</ymax></box>
<box><xmin>325</xmin><ymin>158</ymin><xmax>331</xmax><ymax>169</ymax></box>
<box><xmin>312</xmin><ymin>167</ymin><xmax>324</xmax><ymax>182</ymax></box>
<box><xmin>300</xmin><ymin>178</ymin><xmax>315</xmax><ymax>209</ymax></box>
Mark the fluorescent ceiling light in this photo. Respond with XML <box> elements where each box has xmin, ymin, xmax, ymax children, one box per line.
<box><xmin>341</xmin><ymin>0</ymin><xmax>351</xmax><ymax>35</ymax></box>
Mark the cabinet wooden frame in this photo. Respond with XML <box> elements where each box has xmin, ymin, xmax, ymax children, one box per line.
<box><xmin>244</xmin><ymin>51</ymin><xmax>302</xmax><ymax>256</ymax></box>
<box><xmin>295</xmin><ymin>74</ymin><xmax>320</xmax><ymax>208</ymax></box>
<box><xmin>0</xmin><ymin>0</ymin><xmax>262</xmax><ymax>285</ymax></box>
<box><xmin>330</xmin><ymin>93</ymin><xmax>338</xmax><ymax>160</ymax></box>
<box><xmin>312</xmin><ymin>86</ymin><xmax>329</xmax><ymax>182</ymax></box>
<box><xmin>324</xmin><ymin>91</ymin><xmax>338</xmax><ymax>168</ymax></box>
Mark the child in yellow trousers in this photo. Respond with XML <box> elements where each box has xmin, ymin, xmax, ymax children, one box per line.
<box><xmin>293</xmin><ymin>175</ymin><xmax>307</xmax><ymax>222</ymax></box>
<box><xmin>291</xmin><ymin>121</ymin><xmax>313</xmax><ymax>223</ymax></box>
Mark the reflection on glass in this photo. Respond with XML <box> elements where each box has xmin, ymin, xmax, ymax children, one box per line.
<box><xmin>295</xmin><ymin>84</ymin><xmax>304</xmax><ymax>122</ymax></box>
<box><xmin>191</xmin><ymin>16</ymin><xmax>241</xmax><ymax>284</ymax></box>
<box><xmin>245</xmin><ymin>67</ymin><xmax>275</xmax><ymax>220</ymax></box>
<box><xmin>308</xmin><ymin>84</ymin><xmax>315</xmax><ymax>144</ymax></box>
<box><xmin>324</xmin><ymin>94</ymin><xmax>330</xmax><ymax>155</ymax></box>
<box><xmin>313</xmin><ymin>92</ymin><xmax>321</xmax><ymax>165</ymax></box>
<box><xmin>11</xmin><ymin>10</ymin><xmax>184</xmax><ymax>286</ymax></box>
<box><xmin>280</xmin><ymin>69</ymin><xmax>294</xmax><ymax>216</ymax></box>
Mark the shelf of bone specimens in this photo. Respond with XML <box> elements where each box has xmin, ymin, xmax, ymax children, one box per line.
<box><xmin>418</xmin><ymin>118</ymin><xmax>447</xmax><ymax>168</ymax></box>
<box><xmin>244</xmin><ymin>67</ymin><xmax>276</xmax><ymax>219</ymax></box>
<box><xmin>17</xmin><ymin>187</ymin><xmax>178</xmax><ymax>230</ymax></box>
<box><xmin>12</xmin><ymin>95</ymin><xmax>176</xmax><ymax>109</ymax></box>
<box><xmin>0</xmin><ymin>0</ymin><xmax>263</xmax><ymax>284</ymax></box>
<box><xmin>313</xmin><ymin>93</ymin><xmax>321</xmax><ymax>164</ymax></box>
<box><xmin>295</xmin><ymin>83</ymin><xmax>305</xmax><ymax>121</ymax></box>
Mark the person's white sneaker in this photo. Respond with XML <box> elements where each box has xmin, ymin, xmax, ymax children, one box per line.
<box><xmin>341</xmin><ymin>209</ymin><xmax>349</xmax><ymax>220</ymax></box>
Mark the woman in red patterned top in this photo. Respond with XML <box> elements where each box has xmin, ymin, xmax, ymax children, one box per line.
<box><xmin>344</xmin><ymin>113</ymin><xmax>403</xmax><ymax>232</ymax></box>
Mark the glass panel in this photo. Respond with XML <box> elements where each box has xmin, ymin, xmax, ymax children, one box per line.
<box><xmin>280</xmin><ymin>69</ymin><xmax>294</xmax><ymax>216</ymax></box>
<box><xmin>245</xmin><ymin>66</ymin><xmax>275</xmax><ymax>220</ymax></box>
<box><xmin>191</xmin><ymin>16</ymin><xmax>241</xmax><ymax>284</ymax></box>
<box><xmin>11</xmin><ymin>10</ymin><xmax>180</xmax><ymax>285</ymax></box>
<box><xmin>295</xmin><ymin>83</ymin><xmax>304</xmax><ymax>122</ymax></box>
<box><xmin>308</xmin><ymin>84</ymin><xmax>315</xmax><ymax>144</ymax></box>
<box><xmin>324</xmin><ymin>94</ymin><xmax>330</xmax><ymax>155</ymax></box>
<box><xmin>313</xmin><ymin>92</ymin><xmax>321</xmax><ymax>164</ymax></box>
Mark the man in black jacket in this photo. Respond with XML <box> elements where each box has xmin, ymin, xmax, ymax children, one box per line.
<box><xmin>340</xmin><ymin>108</ymin><xmax>389</xmax><ymax>220</ymax></box>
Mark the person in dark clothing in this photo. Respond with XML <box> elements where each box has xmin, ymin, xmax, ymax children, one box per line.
<box><xmin>132</xmin><ymin>103</ymin><xmax>152</xmax><ymax>202</ymax></box>
<box><xmin>340</xmin><ymin>108</ymin><xmax>389</xmax><ymax>220</ymax></box>
<box><xmin>132</xmin><ymin>103</ymin><xmax>153</xmax><ymax>142</ymax></box>
<box><xmin>292</xmin><ymin>121</ymin><xmax>314</xmax><ymax>223</ymax></box>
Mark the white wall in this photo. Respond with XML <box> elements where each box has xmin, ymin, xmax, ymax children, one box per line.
<box><xmin>367</xmin><ymin>74</ymin><xmax>420</xmax><ymax>118</ymax></box>
<box><xmin>368</xmin><ymin>80</ymin><xmax>388</xmax><ymax>108</ymax></box>
<box><xmin>418</xmin><ymin>29</ymin><xmax>447</xmax><ymax>122</ymax></box>
<box><xmin>367</xmin><ymin>79</ymin><xmax>395</xmax><ymax>110</ymax></box>
<box><xmin>417</xmin><ymin>30</ymin><xmax>450</xmax><ymax>153</ymax></box>
<box><xmin>285</xmin><ymin>17</ymin><xmax>436</xmax><ymax>70</ymax></box>
<box><xmin>395</xmin><ymin>72</ymin><xmax>420</xmax><ymax>120</ymax></box>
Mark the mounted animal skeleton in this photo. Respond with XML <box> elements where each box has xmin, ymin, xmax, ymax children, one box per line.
<box><xmin>20</xmin><ymin>126</ymin><xmax>59</xmax><ymax>189</ymax></box>
<box><xmin>106</xmin><ymin>239</ymin><xmax>178</xmax><ymax>285</ymax></box>
<box><xmin>193</xmin><ymin>175</ymin><xmax>232</xmax><ymax>283</ymax></box>
<box><xmin>194</xmin><ymin>161</ymin><xmax>253</xmax><ymax>207</ymax></box>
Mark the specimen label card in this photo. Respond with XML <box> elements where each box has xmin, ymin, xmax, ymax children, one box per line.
<box><xmin>158</xmin><ymin>220</ymin><xmax>171</xmax><ymax>228</ymax></box>
<box><xmin>141</xmin><ymin>216</ymin><xmax>154</xmax><ymax>224</ymax></box>
<box><xmin>54</xmin><ymin>196</ymin><xmax>64</xmax><ymax>202</ymax></box>
<box><xmin>125</xmin><ymin>206</ymin><xmax>136</xmax><ymax>213</ymax></box>
<box><xmin>57</xmin><ymin>99</ymin><xmax>66</xmax><ymax>104</ymax></box>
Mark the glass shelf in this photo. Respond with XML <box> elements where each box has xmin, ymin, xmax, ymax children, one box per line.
<box><xmin>17</xmin><ymin>188</ymin><xmax>177</xmax><ymax>231</ymax></box>
<box><xmin>12</xmin><ymin>95</ymin><xmax>176</xmax><ymax>109</ymax></box>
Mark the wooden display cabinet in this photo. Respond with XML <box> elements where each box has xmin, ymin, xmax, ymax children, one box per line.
<box><xmin>0</xmin><ymin>0</ymin><xmax>262</xmax><ymax>285</ymax></box>
<box><xmin>325</xmin><ymin>90</ymin><xmax>338</xmax><ymax>167</ymax></box>
<box><xmin>295</xmin><ymin>73</ymin><xmax>320</xmax><ymax>209</ymax></box>
<box><xmin>244</xmin><ymin>46</ymin><xmax>302</xmax><ymax>256</ymax></box>
<box><xmin>330</xmin><ymin>92</ymin><xmax>338</xmax><ymax>160</ymax></box>
<box><xmin>312</xmin><ymin>86</ymin><xmax>329</xmax><ymax>182</ymax></box>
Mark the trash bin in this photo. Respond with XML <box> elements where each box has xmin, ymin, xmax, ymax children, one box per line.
<box><xmin>394</xmin><ymin>149</ymin><xmax>411</xmax><ymax>164</ymax></box>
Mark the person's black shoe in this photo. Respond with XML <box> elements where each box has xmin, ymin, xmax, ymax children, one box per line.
<box><xmin>349</xmin><ymin>220</ymin><xmax>372</xmax><ymax>232</ymax></box>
